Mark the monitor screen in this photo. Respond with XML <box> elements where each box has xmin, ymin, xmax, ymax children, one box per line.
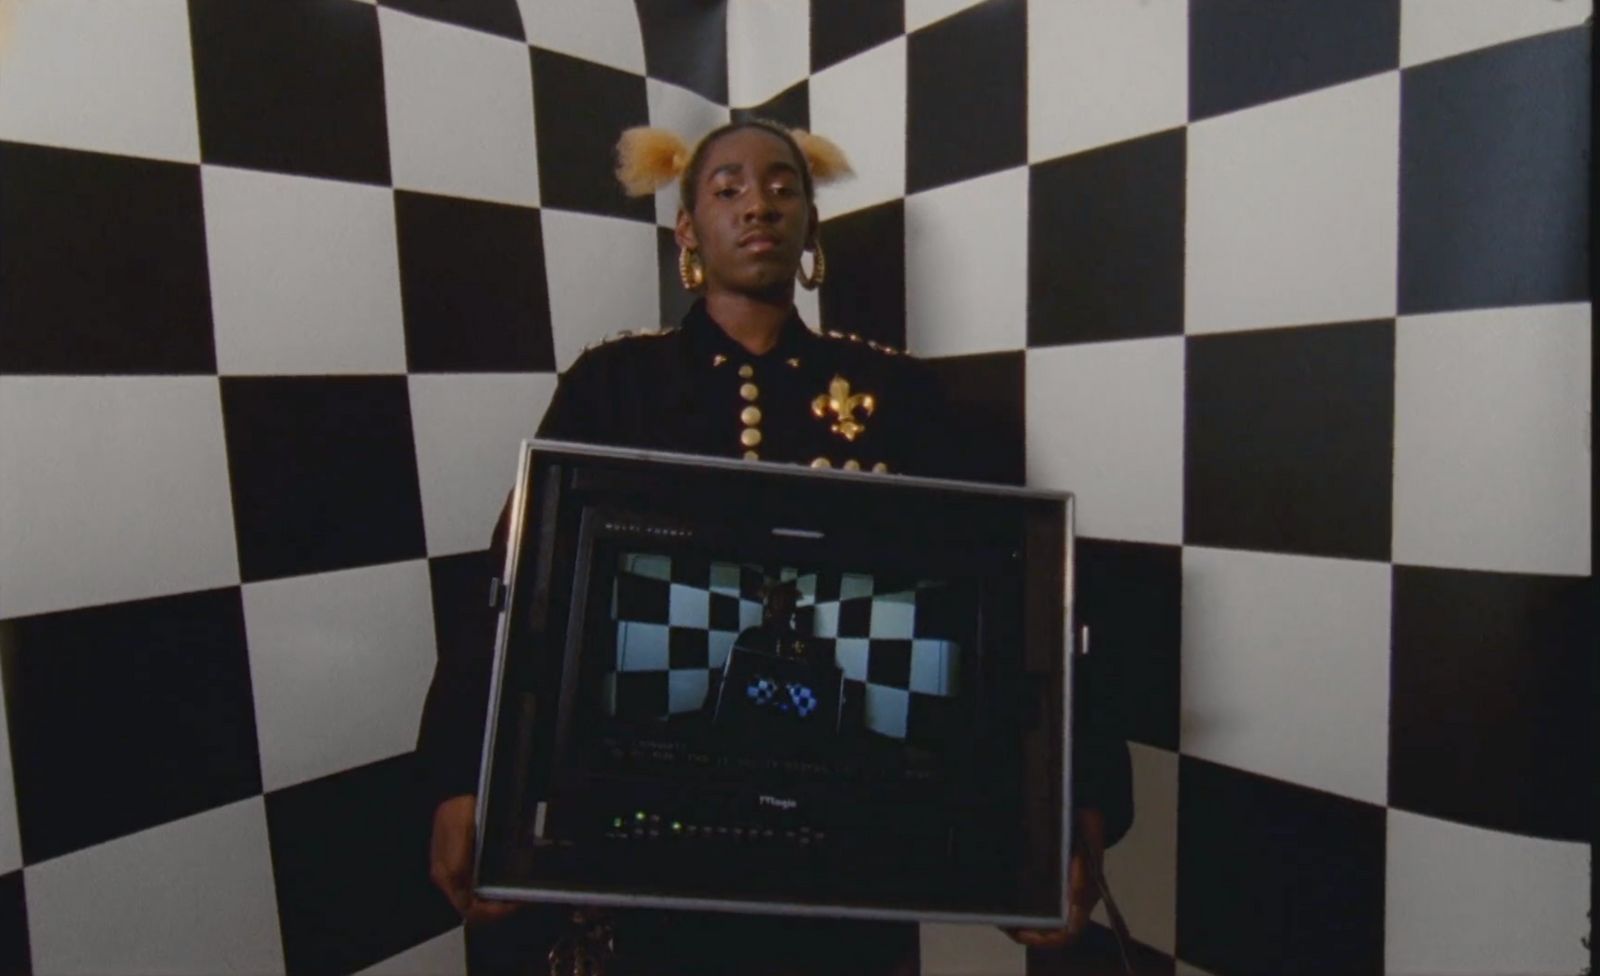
<box><xmin>474</xmin><ymin>441</ymin><xmax>1073</xmax><ymax>927</ymax></box>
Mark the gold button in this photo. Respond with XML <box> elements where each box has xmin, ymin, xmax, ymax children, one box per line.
<box><xmin>740</xmin><ymin>406</ymin><xmax>762</xmax><ymax>426</ymax></box>
<box><xmin>842</xmin><ymin>459</ymin><xmax>861</xmax><ymax>471</ymax></box>
<box><xmin>740</xmin><ymin>383</ymin><xmax>759</xmax><ymax>401</ymax></box>
<box><xmin>740</xmin><ymin>428</ymin><xmax>762</xmax><ymax>447</ymax></box>
<box><xmin>744</xmin><ymin>450</ymin><xmax>760</xmax><ymax>461</ymax></box>
<box><xmin>712</xmin><ymin>354</ymin><xmax>727</xmax><ymax>367</ymax></box>
<box><xmin>738</xmin><ymin>364</ymin><xmax>754</xmax><ymax>379</ymax></box>
<box><xmin>786</xmin><ymin>358</ymin><xmax>800</xmax><ymax>368</ymax></box>
<box><xmin>872</xmin><ymin>461</ymin><xmax>888</xmax><ymax>473</ymax></box>
<box><xmin>809</xmin><ymin>457</ymin><xmax>832</xmax><ymax>469</ymax></box>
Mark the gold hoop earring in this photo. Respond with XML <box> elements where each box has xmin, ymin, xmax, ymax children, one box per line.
<box><xmin>679</xmin><ymin>246</ymin><xmax>705</xmax><ymax>291</ymax></box>
<box><xmin>797</xmin><ymin>240</ymin><xmax>825</xmax><ymax>291</ymax></box>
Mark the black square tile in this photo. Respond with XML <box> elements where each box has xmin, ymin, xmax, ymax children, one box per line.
<box><xmin>669</xmin><ymin>627</ymin><xmax>709</xmax><ymax>669</ymax></box>
<box><xmin>1390</xmin><ymin>568</ymin><xmax>1594</xmax><ymax>842</ymax></box>
<box><xmin>1184</xmin><ymin>321</ymin><xmax>1395</xmax><ymax>561</ymax></box>
<box><xmin>395</xmin><ymin>191</ymin><xmax>555</xmax><ymax>372</ymax></box>
<box><xmin>710</xmin><ymin>592</ymin><xmax>741</xmax><ymax>631</ymax></box>
<box><xmin>1176</xmin><ymin>758</ymin><xmax>1386</xmax><ymax>976</ymax></box>
<box><xmin>0</xmin><ymin>871</ymin><xmax>30</xmax><ymax>976</ymax></box>
<box><xmin>912</xmin><ymin>585</ymin><xmax>968</xmax><ymax>643</ymax></box>
<box><xmin>1077</xmin><ymin>540</ymin><xmax>1181</xmax><ymax>752</ymax></box>
<box><xmin>837</xmin><ymin>597</ymin><xmax>871</xmax><ymax>638</ymax></box>
<box><xmin>220</xmin><ymin>377</ymin><xmax>427</xmax><ymax>581</ymax></box>
<box><xmin>1398</xmin><ymin>28</ymin><xmax>1590</xmax><ymax>313</ymax></box>
<box><xmin>731</xmin><ymin>79</ymin><xmax>809</xmax><ymax>129</ymax></box>
<box><xmin>532</xmin><ymin>47</ymin><xmax>653</xmax><ymax>222</ymax></box>
<box><xmin>0</xmin><ymin>588</ymin><xmax>261</xmax><ymax>864</ymax></box>
<box><xmin>265</xmin><ymin>753</ymin><xmax>459</xmax><ymax>976</ymax></box>
<box><xmin>378</xmin><ymin>0</ymin><xmax>524</xmax><ymax>41</ymax></box>
<box><xmin>923</xmin><ymin>351</ymin><xmax>1024</xmax><ymax>486</ymax></box>
<box><xmin>189</xmin><ymin>0</ymin><xmax>390</xmax><ymax>184</ymax></box>
<box><xmin>658</xmin><ymin>227</ymin><xmax>699</xmax><ymax>328</ymax></box>
<box><xmin>672</xmin><ymin>555</ymin><xmax>710</xmax><ymax>589</ymax></box>
<box><xmin>0</xmin><ymin>142</ymin><xmax>214</xmax><ymax>375</ymax></box>
<box><xmin>906</xmin><ymin>0</ymin><xmax>1026</xmax><ymax>193</ymax></box>
<box><xmin>812</xmin><ymin>572</ymin><xmax>840</xmax><ymax>604</ymax></box>
<box><xmin>616</xmin><ymin>571</ymin><xmax>669</xmax><ymax>623</ymax></box>
<box><xmin>812</xmin><ymin>0</ymin><xmax>903</xmax><ymax>73</ymax></box>
<box><xmin>634</xmin><ymin>0</ymin><xmax>728</xmax><ymax>103</ymax></box>
<box><xmin>615</xmin><ymin>671</ymin><xmax>669</xmax><ymax>719</ymax></box>
<box><xmin>1028</xmin><ymin>129</ymin><xmax>1186</xmax><ymax>346</ymax></box>
<box><xmin>867</xmin><ymin>639</ymin><xmax>912</xmax><ymax>687</ymax></box>
<box><xmin>1189</xmin><ymin>0</ymin><xmax>1399</xmax><ymax>120</ymax></box>
<box><xmin>427</xmin><ymin>549</ymin><xmax>498</xmax><ymax>664</ymax></box>
<box><xmin>819</xmin><ymin>200</ymin><xmax>906</xmax><ymax>349</ymax></box>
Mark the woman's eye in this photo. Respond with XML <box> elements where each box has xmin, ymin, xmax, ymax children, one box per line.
<box><xmin>770</xmin><ymin>184</ymin><xmax>798</xmax><ymax>197</ymax></box>
<box><xmin>714</xmin><ymin>185</ymin><xmax>741</xmax><ymax>199</ymax></box>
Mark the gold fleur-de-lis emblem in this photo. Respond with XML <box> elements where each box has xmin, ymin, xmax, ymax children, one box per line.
<box><xmin>811</xmin><ymin>375</ymin><xmax>875</xmax><ymax>442</ymax></box>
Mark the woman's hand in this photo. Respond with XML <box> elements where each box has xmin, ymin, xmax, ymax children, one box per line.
<box><xmin>429</xmin><ymin>794</ymin><xmax>521</xmax><ymax>926</ymax></box>
<box><xmin>1004</xmin><ymin>808</ymin><xmax>1107</xmax><ymax>949</ymax></box>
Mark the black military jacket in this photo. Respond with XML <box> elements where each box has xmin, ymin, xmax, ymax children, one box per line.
<box><xmin>416</xmin><ymin>300</ymin><xmax>1132</xmax><ymax>976</ymax></box>
<box><xmin>535</xmin><ymin>299</ymin><xmax>960</xmax><ymax>476</ymax></box>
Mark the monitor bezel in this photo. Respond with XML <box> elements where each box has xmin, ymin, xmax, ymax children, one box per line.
<box><xmin>472</xmin><ymin>439</ymin><xmax>1077</xmax><ymax>928</ymax></box>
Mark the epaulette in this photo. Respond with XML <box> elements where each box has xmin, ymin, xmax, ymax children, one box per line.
<box><xmin>583</xmin><ymin>326</ymin><xmax>678</xmax><ymax>353</ymax></box>
<box><xmin>821</xmin><ymin>329</ymin><xmax>902</xmax><ymax>356</ymax></box>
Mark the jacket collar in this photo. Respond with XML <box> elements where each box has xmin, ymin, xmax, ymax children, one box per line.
<box><xmin>679</xmin><ymin>298</ymin><xmax>817</xmax><ymax>365</ymax></box>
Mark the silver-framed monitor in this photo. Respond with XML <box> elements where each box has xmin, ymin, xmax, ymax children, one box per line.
<box><xmin>473</xmin><ymin>439</ymin><xmax>1076</xmax><ymax>929</ymax></box>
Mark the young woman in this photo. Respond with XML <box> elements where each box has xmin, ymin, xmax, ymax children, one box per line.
<box><xmin>419</xmin><ymin>120</ymin><xmax>1132</xmax><ymax>975</ymax></box>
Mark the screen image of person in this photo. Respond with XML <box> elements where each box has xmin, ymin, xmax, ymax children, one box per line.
<box><xmin>416</xmin><ymin>119</ymin><xmax>1134</xmax><ymax>976</ymax></box>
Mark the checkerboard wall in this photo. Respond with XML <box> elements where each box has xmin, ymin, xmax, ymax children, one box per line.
<box><xmin>0</xmin><ymin>2</ymin><xmax>1590</xmax><ymax>975</ymax></box>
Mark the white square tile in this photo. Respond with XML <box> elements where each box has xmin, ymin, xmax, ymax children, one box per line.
<box><xmin>242</xmin><ymin>560</ymin><xmax>437</xmax><ymax>791</ymax></box>
<box><xmin>1025</xmin><ymin>339</ymin><xmax>1184</xmax><ymax>545</ymax></box>
<box><xmin>906</xmin><ymin>0</ymin><xmax>987</xmax><ymax>33</ymax></box>
<box><xmin>795</xmin><ymin>285</ymin><xmax>822</xmax><ymax>331</ymax></box>
<box><xmin>1173</xmin><ymin>961</ymin><xmax>1218</xmax><ymax>976</ymax></box>
<box><xmin>626</xmin><ymin>553</ymin><xmax>673</xmax><ymax>581</ymax></box>
<box><xmin>541</xmin><ymin>209</ymin><xmax>662</xmax><ymax>369</ymax></box>
<box><xmin>646</xmin><ymin>79</ymin><xmax>731</xmax><ymax>227</ymax></box>
<box><xmin>1186</xmin><ymin>74</ymin><xmax>1400</xmax><ymax>334</ymax></box>
<box><xmin>0</xmin><ymin>377</ymin><xmax>239</xmax><ymax>619</ymax></box>
<box><xmin>834</xmin><ymin>637</ymin><xmax>869</xmax><ymax>681</ymax></box>
<box><xmin>708</xmin><ymin>630</ymin><xmax>735</xmax><ymax>668</ymax></box>
<box><xmin>517</xmin><ymin>0</ymin><xmax>645</xmax><ymax>75</ymax></box>
<box><xmin>0</xmin><ymin>672</ymin><xmax>18</xmax><ymax>874</ymax></box>
<box><xmin>355</xmin><ymin>928</ymin><xmax>466</xmax><ymax>976</ymax></box>
<box><xmin>0</xmin><ymin>0</ymin><xmax>199</xmax><ymax>162</ymax></box>
<box><xmin>617</xmin><ymin>622</ymin><xmax>669</xmax><ymax>671</ymax></box>
<box><xmin>24</xmin><ymin>798</ymin><xmax>284</xmax><ymax>975</ymax></box>
<box><xmin>809</xmin><ymin>38</ymin><xmax>907</xmax><ymax>220</ymax></box>
<box><xmin>1180</xmin><ymin>547</ymin><xmax>1392</xmax><ymax>805</ymax></box>
<box><xmin>1090</xmin><ymin>743</ymin><xmax>1177</xmax><ymax>955</ymax></box>
<box><xmin>919</xmin><ymin>923</ymin><xmax>1026</xmax><ymax>976</ymax></box>
<box><xmin>380</xmin><ymin>7</ymin><xmax>539</xmax><ymax>206</ymax></box>
<box><xmin>841</xmin><ymin>573</ymin><xmax>873</xmax><ymax>600</ymax></box>
<box><xmin>812</xmin><ymin>601</ymin><xmax>841</xmax><ymax>638</ymax></box>
<box><xmin>1393</xmin><ymin>304</ymin><xmax>1591</xmax><ymax>575</ymax></box>
<box><xmin>869</xmin><ymin>591</ymin><xmax>916</xmax><ymax>639</ymax></box>
<box><xmin>727</xmin><ymin>0</ymin><xmax>809</xmax><ymax>109</ymax></box>
<box><xmin>905</xmin><ymin>167</ymin><xmax>1028</xmax><ymax>357</ymax></box>
<box><xmin>908</xmin><ymin>640</ymin><xmax>946</xmax><ymax>695</ymax></box>
<box><xmin>669</xmin><ymin>670</ymin><xmax>710</xmax><ymax>713</ymax></box>
<box><xmin>1386</xmin><ymin>810</ymin><xmax>1591</xmax><ymax>976</ymax></box>
<box><xmin>864</xmin><ymin>684</ymin><xmax>909</xmax><ymax>738</ymax></box>
<box><xmin>1400</xmin><ymin>0</ymin><xmax>1592</xmax><ymax>67</ymax></box>
<box><xmin>1028</xmin><ymin>0</ymin><xmax>1187</xmax><ymax>161</ymax></box>
<box><xmin>204</xmin><ymin>166</ymin><xmax>407</xmax><ymax>375</ymax></box>
<box><xmin>409</xmin><ymin>373</ymin><xmax>558</xmax><ymax>558</ymax></box>
<box><xmin>668</xmin><ymin>583</ymin><xmax>710</xmax><ymax>629</ymax></box>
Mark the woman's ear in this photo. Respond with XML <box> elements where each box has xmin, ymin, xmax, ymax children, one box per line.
<box><xmin>674</xmin><ymin>210</ymin><xmax>698</xmax><ymax>251</ymax></box>
<box><xmin>806</xmin><ymin>204</ymin><xmax>821</xmax><ymax>249</ymax></box>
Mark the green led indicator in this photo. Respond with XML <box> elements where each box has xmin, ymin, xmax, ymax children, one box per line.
<box><xmin>672</xmin><ymin>821</ymin><xmax>683</xmax><ymax>831</ymax></box>
<box><xmin>635</xmin><ymin>811</ymin><xmax>646</xmax><ymax>822</ymax></box>
<box><xmin>612</xmin><ymin>817</ymin><xmax>623</xmax><ymax>828</ymax></box>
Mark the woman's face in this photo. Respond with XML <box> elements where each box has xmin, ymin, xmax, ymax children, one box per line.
<box><xmin>676</xmin><ymin>127</ymin><xmax>816</xmax><ymax>297</ymax></box>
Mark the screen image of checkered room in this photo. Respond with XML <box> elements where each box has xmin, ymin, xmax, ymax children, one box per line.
<box><xmin>595</xmin><ymin>551</ymin><xmax>974</xmax><ymax>767</ymax></box>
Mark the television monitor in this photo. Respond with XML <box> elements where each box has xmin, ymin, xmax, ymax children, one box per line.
<box><xmin>473</xmin><ymin>439</ymin><xmax>1077</xmax><ymax>928</ymax></box>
